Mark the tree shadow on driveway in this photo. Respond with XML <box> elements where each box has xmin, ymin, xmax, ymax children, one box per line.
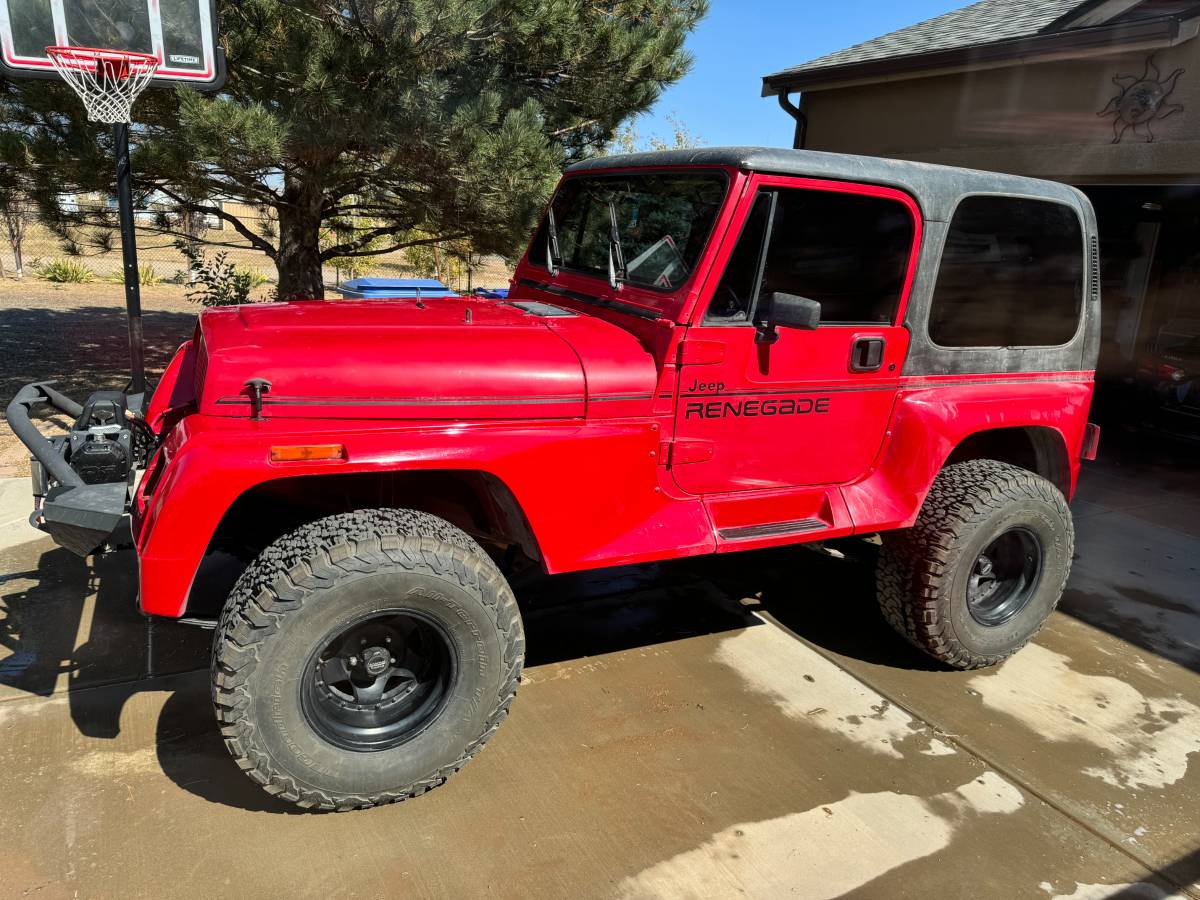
<box><xmin>0</xmin><ymin>304</ymin><xmax>197</xmax><ymax>405</ymax></box>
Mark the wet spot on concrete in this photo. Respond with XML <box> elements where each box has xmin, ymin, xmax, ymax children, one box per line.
<box><xmin>715</xmin><ymin>624</ymin><xmax>953</xmax><ymax>759</ymax></box>
<box><xmin>617</xmin><ymin>772</ymin><xmax>1024</xmax><ymax>899</ymax></box>
<box><xmin>1063</xmin><ymin>510</ymin><xmax>1200</xmax><ymax>670</ymax></box>
<box><xmin>1068</xmin><ymin>580</ymin><xmax>1200</xmax><ymax>670</ymax></box>
<box><xmin>968</xmin><ymin>645</ymin><xmax>1200</xmax><ymax>790</ymax></box>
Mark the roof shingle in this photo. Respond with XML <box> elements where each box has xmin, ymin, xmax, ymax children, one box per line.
<box><xmin>766</xmin><ymin>0</ymin><xmax>1089</xmax><ymax>80</ymax></box>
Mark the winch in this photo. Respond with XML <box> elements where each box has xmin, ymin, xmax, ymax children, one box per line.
<box><xmin>67</xmin><ymin>391</ymin><xmax>134</xmax><ymax>485</ymax></box>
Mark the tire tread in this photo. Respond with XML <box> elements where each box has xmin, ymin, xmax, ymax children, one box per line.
<box><xmin>876</xmin><ymin>460</ymin><xmax>1073</xmax><ymax>669</ymax></box>
<box><xmin>212</xmin><ymin>508</ymin><xmax>524</xmax><ymax>811</ymax></box>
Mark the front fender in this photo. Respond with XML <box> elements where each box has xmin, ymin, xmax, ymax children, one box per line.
<box><xmin>134</xmin><ymin>414</ymin><xmax>713</xmax><ymax>616</ymax></box>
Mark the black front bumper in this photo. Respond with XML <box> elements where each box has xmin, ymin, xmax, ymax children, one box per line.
<box><xmin>7</xmin><ymin>382</ymin><xmax>131</xmax><ymax>556</ymax></box>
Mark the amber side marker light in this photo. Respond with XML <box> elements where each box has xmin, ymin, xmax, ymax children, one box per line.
<box><xmin>270</xmin><ymin>444</ymin><xmax>346</xmax><ymax>462</ymax></box>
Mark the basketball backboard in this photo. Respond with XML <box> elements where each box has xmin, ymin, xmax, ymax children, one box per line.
<box><xmin>0</xmin><ymin>0</ymin><xmax>225</xmax><ymax>89</ymax></box>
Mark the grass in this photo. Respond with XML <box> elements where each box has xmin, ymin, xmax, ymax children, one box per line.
<box><xmin>35</xmin><ymin>258</ymin><xmax>95</xmax><ymax>283</ymax></box>
<box><xmin>104</xmin><ymin>264</ymin><xmax>161</xmax><ymax>286</ymax></box>
<box><xmin>238</xmin><ymin>267</ymin><xmax>271</xmax><ymax>289</ymax></box>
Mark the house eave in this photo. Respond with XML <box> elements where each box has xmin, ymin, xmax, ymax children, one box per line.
<box><xmin>762</xmin><ymin>14</ymin><xmax>1196</xmax><ymax>96</ymax></box>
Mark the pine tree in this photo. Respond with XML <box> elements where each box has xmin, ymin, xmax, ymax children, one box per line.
<box><xmin>0</xmin><ymin>0</ymin><xmax>707</xmax><ymax>299</ymax></box>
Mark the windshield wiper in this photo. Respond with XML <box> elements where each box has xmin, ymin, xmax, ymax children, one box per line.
<box><xmin>545</xmin><ymin>204</ymin><xmax>562</xmax><ymax>276</ymax></box>
<box><xmin>606</xmin><ymin>200</ymin><xmax>626</xmax><ymax>290</ymax></box>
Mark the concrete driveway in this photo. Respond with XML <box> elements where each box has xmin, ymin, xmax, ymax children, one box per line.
<box><xmin>0</xmin><ymin>447</ymin><xmax>1197</xmax><ymax>899</ymax></box>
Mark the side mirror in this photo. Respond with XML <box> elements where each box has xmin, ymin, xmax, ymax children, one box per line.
<box><xmin>756</xmin><ymin>292</ymin><xmax>821</xmax><ymax>344</ymax></box>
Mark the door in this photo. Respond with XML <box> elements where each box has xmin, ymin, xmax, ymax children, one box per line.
<box><xmin>671</xmin><ymin>176</ymin><xmax>921</xmax><ymax>495</ymax></box>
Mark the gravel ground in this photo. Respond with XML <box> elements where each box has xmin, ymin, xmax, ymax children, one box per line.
<box><xmin>0</xmin><ymin>264</ymin><xmax>515</xmax><ymax>477</ymax></box>
<box><xmin>0</xmin><ymin>280</ymin><xmax>200</xmax><ymax>477</ymax></box>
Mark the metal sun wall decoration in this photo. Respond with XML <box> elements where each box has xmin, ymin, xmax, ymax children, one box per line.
<box><xmin>1099</xmin><ymin>56</ymin><xmax>1185</xmax><ymax>144</ymax></box>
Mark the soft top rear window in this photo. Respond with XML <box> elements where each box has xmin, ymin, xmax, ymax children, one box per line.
<box><xmin>529</xmin><ymin>170</ymin><xmax>728</xmax><ymax>292</ymax></box>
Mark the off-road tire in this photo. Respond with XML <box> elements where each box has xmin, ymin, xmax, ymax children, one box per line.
<box><xmin>876</xmin><ymin>460</ymin><xmax>1073</xmax><ymax>669</ymax></box>
<box><xmin>212</xmin><ymin>508</ymin><xmax>524</xmax><ymax>811</ymax></box>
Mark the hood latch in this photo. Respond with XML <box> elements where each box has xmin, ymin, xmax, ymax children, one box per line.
<box><xmin>244</xmin><ymin>378</ymin><xmax>272</xmax><ymax>421</ymax></box>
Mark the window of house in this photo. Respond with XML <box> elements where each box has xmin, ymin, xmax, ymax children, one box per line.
<box><xmin>203</xmin><ymin>203</ymin><xmax>224</xmax><ymax>230</ymax></box>
<box><xmin>929</xmin><ymin>196</ymin><xmax>1085</xmax><ymax>348</ymax></box>
<box><xmin>705</xmin><ymin>185</ymin><xmax>915</xmax><ymax>325</ymax></box>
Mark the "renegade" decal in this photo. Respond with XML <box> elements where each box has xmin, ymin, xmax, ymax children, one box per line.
<box><xmin>684</xmin><ymin>397</ymin><xmax>831</xmax><ymax>419</ymax></box>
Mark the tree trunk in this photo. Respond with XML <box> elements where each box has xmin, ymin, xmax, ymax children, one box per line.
<box><xmin>3</xmin><ymin>203</ymin><xmax>22</xmax><ymax>279</ymax></box>
<box><xmin>276</xmin><ymin>173</ymin><xmax>325</xmax><ymax>300</ymax></box>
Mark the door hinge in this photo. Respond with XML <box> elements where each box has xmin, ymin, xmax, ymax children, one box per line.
<box><xmin>659</xmin><ymin>439</ymin><xmax>714</xmax><ymax>466</ymax></box>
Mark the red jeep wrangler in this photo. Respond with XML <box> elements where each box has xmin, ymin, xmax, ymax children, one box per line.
<box><xmin>8</xmin><ymin>148</ymin><xmax>1101</xmax><ymax>810</ymax></box>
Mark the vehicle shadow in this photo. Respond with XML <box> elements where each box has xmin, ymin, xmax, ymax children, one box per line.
<box><xmin>0</xmin><ymin>539</ymin><xmax>299</xmax><ymax>812</ymax></box>
<box><xmin>0</xmin><ymin>546</ymin><xmax>93</xmax><ymax>698</ymax></box>
<box><xmin>0</xmin><ymin>530</ymin><xmax>934</xmax><ymax>813</ymax></box>
<box><xmin>153</xmin><ymin>543</ymin><xmax>942</xmax><ymax>813</ymax></box>
<box><xmin>0</xmin><ymin>542</ymin><xmax>210</xmax><ymax>728</ymax></box>
<box><xmin>0</xmin><ymin>484</ymin><xmax>1192</xmax><ymax>814</ymax></box>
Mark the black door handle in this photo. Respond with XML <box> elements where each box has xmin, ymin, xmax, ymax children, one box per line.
<box><xmin>849</xmin><ymin>337</ymin><xmax>885</xmax><ymax>373</ymax></box>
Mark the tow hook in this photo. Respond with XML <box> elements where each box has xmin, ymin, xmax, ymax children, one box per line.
<box><xmin>244</xmin><ymin>378</ymin><xmax>272</xmax><ymax>421</ymax></box>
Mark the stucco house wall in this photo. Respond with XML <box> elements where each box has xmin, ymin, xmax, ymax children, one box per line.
<box><xmin>801</xmin><ymin>39</ymin><xmax>1200</xmax><ymax>183</ymax></box>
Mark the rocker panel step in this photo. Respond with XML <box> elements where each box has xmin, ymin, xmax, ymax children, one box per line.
<box><xmin>717</xmin><ymin>518</ymin><xmax>827</xmax><ymax>541</ymax></box>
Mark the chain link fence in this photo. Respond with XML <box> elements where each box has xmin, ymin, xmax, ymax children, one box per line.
<box><xmin>0</xmin><ymin>195</ymin><xmax>513</xmax><ymax>294</ymax></box>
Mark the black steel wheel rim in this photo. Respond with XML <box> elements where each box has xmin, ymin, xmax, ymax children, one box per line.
<box><xmin>966</xmin><ymin>527</ymin><xmax>1043</xmax><ymax>627</ymax></box>
<box><xmin>301</xmin><ymin>609</ymin><xmax>457</xmax><ymax>752</ymax></box>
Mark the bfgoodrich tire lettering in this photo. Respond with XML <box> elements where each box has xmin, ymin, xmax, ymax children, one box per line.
<box><xmin>212</xmin><ymin>509</ymin><xmax>524</xmax><ymax>811</ymax></box>
<box><xmin>876</xmin><ymin>460</ymin><xmax>1074</xmax><ymax>669</ymax></box>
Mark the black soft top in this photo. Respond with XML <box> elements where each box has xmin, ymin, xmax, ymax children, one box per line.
<box><xmin>565</xmin><ymin>147</ymin><xmax>1090</xmax><ymax>224</ymax></box>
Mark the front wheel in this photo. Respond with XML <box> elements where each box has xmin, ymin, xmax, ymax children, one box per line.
<box><xmin>876</xmin><ymin>460</ymin><xmax>1074</xmax><ymax>669</ymax></box>
<box><xmin>212</xmin><ymin>509</ymin><xmax>524</xmax><ymax>811</ymax></box>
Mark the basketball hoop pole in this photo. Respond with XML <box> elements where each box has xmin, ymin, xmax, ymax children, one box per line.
<box><xmin>113</xmin><ymin>121</ymin><xmax>146</xmax><ymax>396</ymax></box>
<box><xmin>46</xmin><ymin>46</ymin><xmax>159</xmax><ymax>399</ymax></box>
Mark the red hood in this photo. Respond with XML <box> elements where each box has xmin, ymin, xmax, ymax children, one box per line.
<box><xmin>193</xmin><ymin>298</ymin><xmax>658</xmax><ymax>420</ymax></box>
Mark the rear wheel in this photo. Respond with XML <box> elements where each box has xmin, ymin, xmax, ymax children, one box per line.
<box><xmin>876</xmin><ymin>460</ymin><xmax>1073</xmax><ymax>669</ymax></box>
<box><xmin>212</xmin><ymin>509</ymin><xmax>524</xmax><ymax>811</ymax></box>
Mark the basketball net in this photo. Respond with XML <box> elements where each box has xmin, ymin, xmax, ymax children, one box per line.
<box><xmin>47</xmin><ymin>46</ymin><xmax>159</xmax><ymax>124</ymax></box>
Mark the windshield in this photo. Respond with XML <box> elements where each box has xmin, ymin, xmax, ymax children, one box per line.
<box><xmin>529</xmin><ymin>171</ymin><xmax>728</xmax><ymax>292</ymax></box>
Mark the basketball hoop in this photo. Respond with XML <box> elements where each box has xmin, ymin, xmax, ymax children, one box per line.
<box><xmin>4</xmin><ymin>5</ymin><xmax>227</xmax><ymax>398</ymax></box>
<box><xmin>47</xmin><ymin>46</ymin><xmax>160</xmax><ymax>125</ymax></box>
